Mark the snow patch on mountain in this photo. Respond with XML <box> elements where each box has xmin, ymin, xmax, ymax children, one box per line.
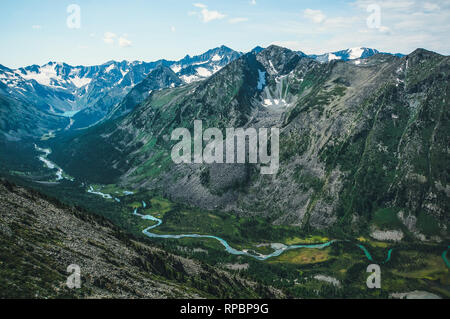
<box><xmin>309</xmin><ymin>47</ymin><xmax>392</xmax><ymax>63</ymax></box>
<box><xmin>171</xmin><ymin>65</ymin><xmax>182</xmax><ymax>73</ymax></box>
<box><xmin>71</xmin><ymin>76</ymin><xmax>92</xmax><ymax>88</ymax></box>
<box><xmin>105</xmin><ymin>64</ymin><xmax>115</xmax><ymax>73</ymax></box>
<box><xmin>180</xmin><ymin>74</ymin><xmax>200</xmax><ymax>84</ymax></box>
<box><xmin>20</xmin><ymin>63</ymin><xmax>61</xmax><ymax>87</ymax></box>
<box><xmin>348</xmin><ymin>47</ymin><xmax>365</xmax><ymax>60</ymax></box>
<box><xmin>196</xmin><ymin>67</ymin><xmax>212</xmax><ymax>77</ymax></box>
<box><xmin>211</xmin><ymin>54</ymin><xmax>222</xmax><ymax>62</ymax></box>
<box><xmin>327</xmin><ymin>53</ymin><xmax>341</xmax><ymax>61</ymax></box>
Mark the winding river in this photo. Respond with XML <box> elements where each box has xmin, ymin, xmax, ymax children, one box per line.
<box><xmin>443</xmin><ymin>246</ymin><xmax>450</xmax><ymax>268</ymax></box>
<box><xmin>34</xmin><ymin>145</ymin><xmax>449</xmax><ymax>266</ymax></box>
<box><xmin>133</xmin><ymin>203</ymin><xmax>448</xmax><ymax>266</ymax></box>
<box><xmin>135</xmin><ymin>201</ymin><xmax>360</xmax><ymax>261</ymax></box>
<box><xmin>35</xmin><ymin>145</ymin><xmax>71</xmax><ymax>181</ymax></box>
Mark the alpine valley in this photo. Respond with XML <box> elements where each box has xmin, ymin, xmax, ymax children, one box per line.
<box><xmin>0</xmin><ymin>45</ymin><xmax>448</xmax><ymax>299</ymax></box>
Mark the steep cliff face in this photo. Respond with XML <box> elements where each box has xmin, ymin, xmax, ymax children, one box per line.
<box><xmin>50</xmin><ymin>47</ymin><xmax>449</xmax><ymax>239</ymax></box>
<box><xmin>108</xmin><ymin>65</ymin><xmax>184</xmax><ymax>120</ymax></box>
<box><xmin>242</xmin><ymin>49</ymin><xmax>449</xmax><ymax>238</ymax></box>
<box><xmin>0</xmin><ymin>94</ymin><xmax>69</xmax><ymax>140</ymax></box>
<box><xmin>0</xmin><ymin>180</ymin><xmax>279</xmax><ymax>298</ymax></box>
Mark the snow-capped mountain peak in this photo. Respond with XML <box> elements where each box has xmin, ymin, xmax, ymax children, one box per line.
<box><xmin>0</xmin><ymin>45</ymin><xmax>244</xmax><ymax>128</ymax></box>
<box><xmin>309</xmin><ymin>47</ymin><xmax>389</xmax><ymax>63</ymax></box>
<box><xmin>0</xmin><ymin>45</ymin><xmax>402</xmax><ymax>130</ymax></box>
<box><xmin>172</xmin><ymin>45</ymin><xmax>243</xmax><ymax>83</ymax></box>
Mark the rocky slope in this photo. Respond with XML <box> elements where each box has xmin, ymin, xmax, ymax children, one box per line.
<box><xmin>0</xmin><ymin>94</ymin><xmax>68</xmax><ymax>141</ymax></box>
<box><xmin>107</xmin><ymin>65</ymin><xmax>183</xmax><ymax>120</ymax></box>
<box><xmin>0</xmin><ymin>179</ymin><xmax>280</xmax><ymax>298</ymax></box>
<box><xmin>49</xmin><ymin>46</ymin><xmax>449</xmax><ymax>240</ymax></box>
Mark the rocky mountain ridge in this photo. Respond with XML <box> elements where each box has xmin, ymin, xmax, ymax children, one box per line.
<box><xmin>0</xmin><ymin>179</ymin><xmax>280</xmax><ymax>298</ymax></box>
<box><xmin>0</xmin><ymin>46</ymin><xmax>244</xmax><ymax>131</ymax></box>
<box><xmin>48</xmin><ymin>45</ymin><xmax>449</xmax><ymax>240</ymax></box>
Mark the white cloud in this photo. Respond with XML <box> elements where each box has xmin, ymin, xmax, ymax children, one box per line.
<box><xmin>191</xmin><ymin>3</ymin><xmax>226</xmax><ymax>23</ymax></box>
<box><xmin>103</xmin><ymin>32</ymin><xmax>116</xmax><ymax>45</ymax></box>
<box><xmin>103</xmin><ymin>32</ymin><xmax>131</xmax><ymax>47</ymax></box>
<box><xmin>423</xmin><ymin>2</ymin><xmax>440</xmax><ymax>11</ymax></box>
<box><xmin>353</xmin><ymin>0</ymin><xmax>415</xmax><ymax>10</ymax></box>
<box><xmin>32</xmin><ymin>25</ymin><xmax>42</xmax><ymax>30</ymax></box>
<box><xmin>251</xmin><ymin>0</ymin><xmax>450</xmax><ymax>57</ymax></box>
<box><xmin>229</xmin><ymin>17</ymin><xmax>249</xmax><ymax>24</ymax></box>
<box><xmin>201</xmin><ymin>8</ymin><xmax>226</xmax><ymax>22</ymax></box>
<box><xmin>118</xmin><ymin>36</ymin><xmax>132</xmax><ymax>47</ymax></box>
<box><xmin>379</xmin><ymin>1</ymin><xmax>414</xmax><ymax>10</ymax></box>
<box><xmin>250</xmin><ymin>0</ymin><xmax>256</xmax><ymax>5</ymax></box>
<box><xmin>279</xmin><ymin>1</ymin><xmax>450</xmax><ymax>55</ymax></box>
<box><xmin>193</xmin><ymin>3</ymin><xmax>207</xmax><ymax>9</ymax></box>
<box><xmin>303</xmin><ymin>9</ymin><xmax>326</xmax><ymax>24</ymax></box>
<box><xmin>378</xmin><ymin>26</ymin><xmax>391</xmax><ymax>33</ymax></box>
<box><xmin>171</xmin><ymin>26</ymin><xmax>176</xmax><ymax>32</ymax></box>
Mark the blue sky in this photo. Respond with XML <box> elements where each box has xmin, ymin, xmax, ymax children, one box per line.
<box><xmin>1</xmin><ymin>0</ymin><xmax>449</xmax><ymax>68</ymax></box>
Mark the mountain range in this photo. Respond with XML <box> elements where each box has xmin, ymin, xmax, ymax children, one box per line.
<box><xmin>0</xmin><ymin>46</ymin><xmax>243</xmax><ymax>131</ymax></box>
<box><xmin>308</xmin><ymin>47</ymin><xmax>404</xmax><ymax>63</ymax></box>
<box><xmin>42</xmin><ymin>45</ymin><xmax>449</xmax><ymax>241</ymax></box>
<box><xmin>0</xmin><ymin>46</ymin><xmax>403</xmax><ymax>134</ymax></box>
<box><xmin>1</xmin><ymin>43</ymin><xmax>449</xmax><ymax>299</ymax></box>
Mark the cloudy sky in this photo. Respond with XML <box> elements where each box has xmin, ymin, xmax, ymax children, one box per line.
<box><xmin>1</xmin><ymin>0</ymin><xmax>449</xmax><ymax>67</ymax></box>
